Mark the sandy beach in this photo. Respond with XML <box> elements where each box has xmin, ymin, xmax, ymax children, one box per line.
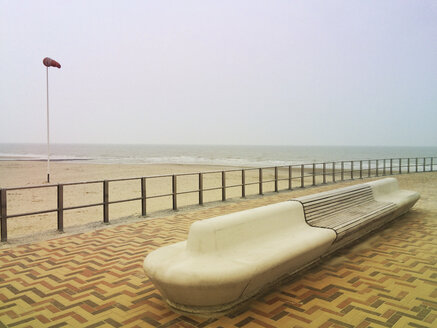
<box><xmin>0</xmin><ymin>160</ymin><xmax>435</xmax><ymax>246</ymax></box>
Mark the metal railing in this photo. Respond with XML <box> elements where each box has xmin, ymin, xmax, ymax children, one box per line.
<box><xmin>0</xmin><ymin>156</ymin><xmax>435</xmax><ymax>242</ymax></box>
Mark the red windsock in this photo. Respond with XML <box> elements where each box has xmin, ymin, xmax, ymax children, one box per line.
<box><xmin>43</xmin><ymin>57</ymin><xmax>61</xmax><ymax>68</ymax></box>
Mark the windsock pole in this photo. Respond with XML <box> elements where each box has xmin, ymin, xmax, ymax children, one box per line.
<box><xmin>42</xmin><ymin>57</ymin><xmax>61</xmax><ymax>183</ymax></box>
<box><xmin>46</xmin><ymin>66</ymin><xmax>50</xmax><ymax>183</ymax></box>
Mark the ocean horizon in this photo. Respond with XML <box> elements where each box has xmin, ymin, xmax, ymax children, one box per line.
<box><xmin>0</xmin><ymin>143</ymin><xmax>436</xmax><ymax>168</ymax></box>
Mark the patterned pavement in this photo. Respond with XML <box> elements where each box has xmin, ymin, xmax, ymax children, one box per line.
<box><xmin>0</xmin><ymin>175</ymin><xmax>436</xmax><ymax>327</ymax></box>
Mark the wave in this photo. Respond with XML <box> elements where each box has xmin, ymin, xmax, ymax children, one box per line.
<box><xmin>0</xmin><ymin>152</ymin><xmax>91</xmax><ymax>161</ymax></box>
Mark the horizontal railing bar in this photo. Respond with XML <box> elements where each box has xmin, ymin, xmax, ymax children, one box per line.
<box><xmin>301</xmin><ymin>174</ymin><xmax>322</xmax><ymax>178</ymax></box>
<box><xmin>5</xmin><ymin>184</ymin><xmax>58</xmax><ymax>191</ymax></box>
<box><xmin>142</xmin><ymin>174</ymin><xmax>173</xmax><ymax>180</ymax></box>
<box><xmin>225</xmin><ymin>184</ymin><xmax>243</xmax><ymax>188</ymax></box>
<box><xmin>102</xmin><ymin>177</ymin><xmax>143</xmax><ymax>183</ymax></box>
<box><xmin>244</xmin><ymin>182</ymin><xmax>260</xmax><ymax>186</ymax></box>
<box><xmin>175</xmin><ymin>190</ymin><xmax>198</xmax><ymax>196</ymax></box>
<box><xmin>62</xmin><ymin>180</ymin><xmax>104</xmax><ymax>186</ymax></box>
<box><xmin>64</xmin><ymin>202</ymin><xmax>104</xmax><ymax>211</ymax></box>
<box><xmin>201</xmin><ymin>168</ymin><xmax>245</xmax><ymax>174</ymax></box>
<box><xmin>202</xmin><ymin>187</ymin><xmax>224</xmax><ymax>192</ymax></box>
<box><xmin>145</xmin><ymin>193</ymin><xmax>173</xmax><ymax>199</ymax></box>
<box><xmin>171</xmin><ymin>172</ymin><xmax>204</xmax><ymax>177</ymax></box>
<box><xmin>7</xmin><ymin>208</ymin><xmax>58</xmax><ymax>218</ymax></box>
<box><xmin>107</xmin><ymin>197</ymin><xmax>142</xmax><ymax>205</ymax></box>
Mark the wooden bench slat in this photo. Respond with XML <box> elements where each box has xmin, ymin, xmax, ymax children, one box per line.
<box><xmin>304</xmin><ymin>198</ymin><xmax>376</xmax><ymax>221</ymax></box>
<box><xmin>297</xmin><ymin>184</ymin><xmax>369</xmax><ymax>199</ymax></box>
<box><xmin>333</xmin><ymin>204</ymin><xmax>396</xmax><ymax>230</ymax></box>
<box><xmin>300</xmin><ymin>187</ymin><xmax>373</xmax><ymax>211</ymax></box>
<box><xmin>335</xmin><ymin>205</ymin><xmax>397</xmax><ymax>239</ymax></box>
<box><xmin>308</xmin><ymin>201</ymin><xmax>394</xmax><ymax>224</ymax></box>
<box><xmin>308</xmin><ymin>203</ymin><xmax>390</xmax><ymax>226</ymax></box>
<box><xmin>308</xmin><ymin>202</ymin><xmax>394</xmax><ymax>229</ymax></box>
<box><xmin>304</xmin><ymin>196</ymin><xmax>375</xmax><ymax>218</ymax></box>
<box><xmin>299</xmin><ymin>187</ymin><xmax>372</xmax><ymax>206</ymax></box>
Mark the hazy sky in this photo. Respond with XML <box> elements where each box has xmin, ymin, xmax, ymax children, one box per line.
<box><xmin>1</xmin><ymin>0</ymin><xmax>436</xmax><ymax>146</ymax></box>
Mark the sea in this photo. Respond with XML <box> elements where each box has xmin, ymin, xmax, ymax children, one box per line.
<box><xmin>0</xmin><ymin>144</ymin><xmax>436</xmax><ymax>168</ymax></box>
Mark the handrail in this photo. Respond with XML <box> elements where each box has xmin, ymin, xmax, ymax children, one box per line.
<box><xmin>0</xmin><ymin>156</ymin><xmax>435</xmax><ymax>242</ymax></box>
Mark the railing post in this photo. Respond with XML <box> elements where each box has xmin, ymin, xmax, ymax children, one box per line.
<box><xmin>1</xmin><ymin>189</ymin><xmax>7</xmax><ymax>242</ymax></box>
<box><xmin>222</xmin><ymin>171</ymin><xmax>226</xmax><ymax>201</ymax></box>
<box><xmin>423</xmin><ymin>157</ymin><xmax>426</xmax><ymax>172</ymax></box>
<box><xmin>408</xmin><ymin>158</ymin><xmax>410</xmax><ymax>173</ymax></box>
<box><xmin>383</xmin><ymin>159</ymin><xmax>386</xmax><ymax>176</ymax></box>
<box><xmin>57</xmin><ymin>184</ymin><xmax>64</xmax><ymax>232</ymax></box>
<box><xmin>351</xmin><ymin>161</ymin><xmax>354</xmax><ymax>180</ymax></box>
<box><xmin>199</xmin><ymin>173</ymin><xmax>204</xmax><ymax>205</ymax></box>
<box><xmin>241</xmin><ymin>170</ymin><xmax>246</xmax><ymax>198</ymax></box>
<box><xmin>341</xmin><ymin>161</ymin><xmax>344</xmax><ymax>181</ymax></box>
<box><xmin>359</xmin><ymin>160</ymin><xmax>363</xmax><ymax>179</ymax></box>
<box><xmin>312</xmin><ymin>164</ymin><xmax>316</xmax><ymax>186</ymax></box>
<box><xmin>172</xmin><ymin>175</ymin><xmax>177</xmax><ymax>210</ymax></box>
<box><xmin>368</xmin><ymin>160</ymin><xmax>371</xmax><ymax>177</ymax></box>
<box><xmin>301</xmin><ymin>164</ymin><xmax>305</xmax><ymax>188</ymax></box>
<box><xmin>288</xmin><ymin>165</ymin><xmax>292</xmax><ymax>190</ymax></box>
<box><xmin>259</xmin><ymin>168</ymin><xmax>263</xmax><ymax>195</ymax></box>
<box><xmin>332</xmin><ymin>162</ymin><xmax>336</xmax><ymax>182</ymax></box>
<box><xmin>390</xmin><ymin>159</ymin><xmax>393</xmax><ymax>175</ymax></box>
<box><xmin>323</xmin><ymin>163</ymin><xmax>326</xmax><ymax>184</ymax></box>
<box><xmin>416</xmin><ymin>158</ymin><xmax>418</xmax><ymax>172</ymax></box>
<box><xmin>141</xmin><ymin>177</ymin><xmax>147</xmax><ymax>216</ymax></box>
<box><xmin>274</xmin><ymin>167</ymin><xmax>279</xmax><ymax>192</ymax></box>
<box><xmin>376</xmin><ymin>160</ymin><xmax>379</xmax><ymax>176</ymax></box>
<box><xmin>399</xmin><ymin>158</ymin><xmax>402</xmax><ymax>174</ymax></box>
<box><xmin>432</xmin><ymin>157</ymin><xmax>434</xmax><ymax>172</ymax></box>
<box><xmin>103</xmin><ymin>180</ymin><xmax>109</xmax><ymax>223</ymax></box>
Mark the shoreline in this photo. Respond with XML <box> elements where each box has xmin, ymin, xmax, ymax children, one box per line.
<box><xmin>0</xmin><ymin>157</ymin><xmax>91</xmax><ymax>162</ymax></box>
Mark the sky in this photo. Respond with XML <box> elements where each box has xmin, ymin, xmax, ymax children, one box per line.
<box><xmin>1</xmin><ymin>0</ymin><xmax>436</xmax><ymax>146</ymax></box>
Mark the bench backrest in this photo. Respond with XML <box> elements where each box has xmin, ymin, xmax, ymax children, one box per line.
<box><xmin>296</xmin><ymin>184</ymin><xmax>375</xmax><ymax>224</ymax></box>
<box><xmin>186</xmin><ymin>178</ymin><xmax>403</xmax><ymax>254</ymax></box>
<box><xmin>186</xmin><ymin>201</ymin><xmax>305</xmax><ymax>254</ymax></box>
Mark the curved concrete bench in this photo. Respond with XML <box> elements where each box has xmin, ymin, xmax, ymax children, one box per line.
<box><xmin>144</xmin><ymin>202</ymin><xmax>336</xmax><ymax>315</ymax></box>
<box><xmin>143</xmin><ymin>178</ymin><xmax>419</xmax><ymax>315</ymax></box>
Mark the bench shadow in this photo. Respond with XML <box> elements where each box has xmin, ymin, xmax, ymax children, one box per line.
<box><xmin>220</xmin><ymin>208</ymin><xmax>427</xmax><ymax>319</ymax></box>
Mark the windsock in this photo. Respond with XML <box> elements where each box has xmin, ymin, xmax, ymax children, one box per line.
<box><xmin>43</xmin><ymin>57</ymin><xmax>61</xmax><ymax>68</ymax></box>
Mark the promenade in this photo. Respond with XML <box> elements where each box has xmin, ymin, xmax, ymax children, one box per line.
<box><xmin>1</xmin><ymin>173</ymin><xmax>436</xmax><ymax>327</ymax></box>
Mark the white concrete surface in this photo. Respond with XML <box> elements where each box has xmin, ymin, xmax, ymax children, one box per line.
<box><xmin>144</xmin><ymin>201</ymin><xmax>336</xmax><ymax>313</ymax></box>
<box><xmin>367</xmin><ymin>178</ymin><xmax>420</xmax><ymax>217</ymax></box>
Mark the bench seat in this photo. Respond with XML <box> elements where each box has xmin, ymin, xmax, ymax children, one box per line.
<box><xmin>143</xmin><ymin>178</ymin><xmax>419</xmax><ymax>315</ymax></box>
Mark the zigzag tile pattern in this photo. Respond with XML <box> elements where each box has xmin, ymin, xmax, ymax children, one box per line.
<box><xmin>1</xmin><ymin>176</ymin><xmax>436</xmax><ymax>327</ymax></box>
